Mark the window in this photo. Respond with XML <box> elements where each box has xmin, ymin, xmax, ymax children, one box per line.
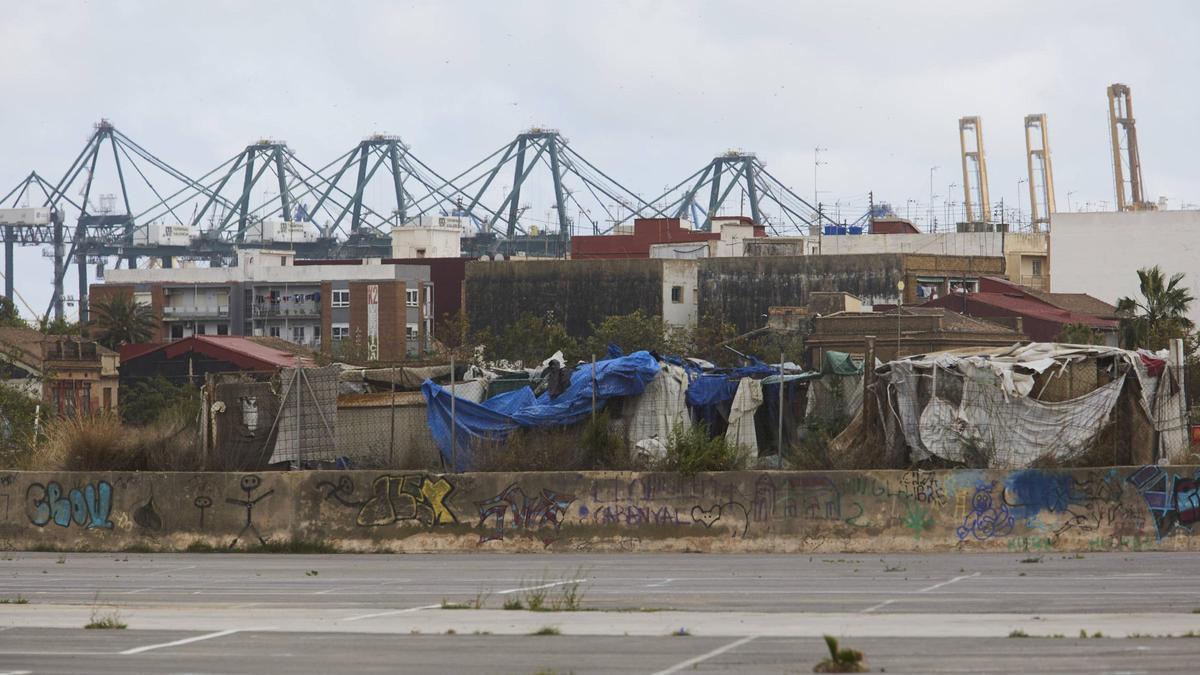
<box><xmin>1031</xmin><ymin>258</ymin><xmax>1043</xmax><ymax>277</ymax></box>
<box><xmin>415</xmin><ymin>248</ymin><xmax>426</xmax><ymax>258</ymax></box>
<box><xmin>217</xmin><ymin>324</ymin><xmax>229</xmax><ymax>336</ymax></box>
<box><xmin>269</xmin><ymin>326</ymin><xmax>281</xmax><ymax>338</ymax></box>
<box><xmin>103</xmin><ymin>387</ymin><xmax>112</xmax><ymax>411</ymax></box>
<box><xmin>670</xmin><ymin>286</ymin><xmax>683</xmax><ymax>304</ymax></box>
<box><xmin>292</xmin><ymin>326</ymin><xmax>306</xmax><ymax>342</ymax></box>
<box><xmin>170</xmin><ymin>324</ymin><xmax>184</xmax><ymax>339</ymax></box>
<box><xmin>693</xmin><ymin>287</ymin><xmax>698</xmax><ymax>304</ymax></box>
<box><xmin>332</xmin><ymin>324</ymin><xmax>350</xmax><ymax>341</ymax></box>
<box><xmin>196</xmin><ymin>324</ymin><xmax>206</xmax><ymax>336</ymax></box>
<box><xmin>331</xmin><ymin>290</ymin><xmax>350</xmax><ymax>308</ymax></box>
<box><xmin>406</xmin><ymin>288</ymin><xmax>419</xmax><ymax>307</ymax></box>
<box><xmin>406</xmin><ymin>323</ymin><xmax>418</xmax><ymax>340</ymax></box>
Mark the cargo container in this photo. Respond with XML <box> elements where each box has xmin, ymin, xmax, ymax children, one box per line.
<box><xmin>242</xmin><ymin>219</ymin><xmax>319</xmax><ymax>243</ymax></box>
<box><xmin>0</xmin><ymin>207</ymin><xmax>52</xmax><ymax>226</ymax></box>
<box><xmin>132</xmin><ymin>223</ymin><xmax>193</xmax><ymax>247</ymax></box>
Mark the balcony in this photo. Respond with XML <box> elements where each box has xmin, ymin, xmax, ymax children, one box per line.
<box><xmin>162</xmin><ymin>305</ymin><xmax>229</xmax><ymax>319</ymax></box>
<box><xmin>251</xmin><ymin>302</ymin><xmax>320</xmax><ymax>318</ymax></box>
<box><xmin>1016</xmin><ymin>275</ymin><xmax>1048</xmax><ymax>291</ymax></box>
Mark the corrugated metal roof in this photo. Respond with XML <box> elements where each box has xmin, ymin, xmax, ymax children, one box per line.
<box><xmin>337</xmin><ymin>391</ymin><xmax>427</xmax><ymax>408</ymax></box>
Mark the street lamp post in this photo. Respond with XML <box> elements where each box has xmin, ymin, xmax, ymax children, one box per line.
<box><xmin>929</xmin><ymin>166</ymin><xmax>939</xmax><ymax>233</ymax></box>
<box><xmin>1017</xmin><ymin>178</ymin><xmax>1026</xmax><ymax>229</ymax></box>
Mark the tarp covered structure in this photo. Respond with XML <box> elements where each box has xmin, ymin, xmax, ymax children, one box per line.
<box><xmin>422</xmin><ymin>350</ymin><xmax>661</xmax><ymax>470</ymax></box>
<box><xmin>872</xmin><ymin>342</ymin><xmax>1186</xmax><ymax>468</ymax></box>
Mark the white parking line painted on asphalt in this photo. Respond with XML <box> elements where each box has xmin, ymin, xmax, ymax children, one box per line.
<box><xmin>343</xmin><ymin>604</ymin><xmax>442</xmax><ymax>621</ymax></box>
<box><xmin>646</xmin><ymin>578</ymin><xmax>675</xmax><ymax>587</ymax></box>
<box><xmin>860</xmin><ymin>599</ymin><xmax>895</xmax><ymax>613</ymax></box>
<box><xmin>120</xmin><ymin>629</ymin><xmax>240</xmax><ymax>655</ymax></box>
<box><xmin>860</xmin><ymin>572</ymin><xmax>980</xmax><ymax>613</ymax></box>
<box><xmin>919</xmin><ymin>572</ymin><xmax>981</xmax><ymax>593</ymax></box>
<box><xmin>651</xmin><ymin>635</ymin><xmax>759</xmax><ymax>675</ymax></box>
<box><xmin>144</xmin><ymin>564</ymin><xmax>197</xmax><ymax>576</ymax></box>
<box><xmin>496</xmin><ymin>579</ymin><xmax>588</xmax><ymax>595</ymax></box>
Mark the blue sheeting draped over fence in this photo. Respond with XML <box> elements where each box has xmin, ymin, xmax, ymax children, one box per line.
<box><xmin>421</xmin><ymin>350</ymin><xmax>661</xmax><ymax>471</ymax></box>
<box><xmin>684</xmin><ymin>360</ymin><xmax>777</xmax><ymax>430</ymax></box>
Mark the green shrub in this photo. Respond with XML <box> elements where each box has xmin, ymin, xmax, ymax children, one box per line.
<box><xmin>580</xmin><ymin>410</ymin><xmax>627</xmax><ymax>469</ymax></box>
<box><xmin>654</xmin><ymin>422</ymin><xmax>746</xmax><ymax>474</ymax></box>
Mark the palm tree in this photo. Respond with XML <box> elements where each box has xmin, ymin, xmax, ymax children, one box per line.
<box><xmin>89</xmin><ymin>294</ymin><xmax>157</xmax><ymax>349</ymax></box>
<box><xmin>1116</xmin><ymin>266</ymin><xmax>1195</xmax><ymax>350</ymax></box>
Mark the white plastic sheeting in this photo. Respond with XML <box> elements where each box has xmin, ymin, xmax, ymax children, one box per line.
<box><xmin>884</xmin><ymin>343</ymin><xmax>1185</xmax><ymax>467</ymax></box>
<box><xmin>805</xmin><ymin>373</ymin><xmax>863</xmax><ymax>422</ymax></box>
<box><xmin>725</xmin><ymin>377</ymin><xmax>763</xmax><ymax>456</ymax></box>
<box><xmin>624</xmin><ymin>363</ymin><xmax>690</xmax><ymax>461</ymax></box>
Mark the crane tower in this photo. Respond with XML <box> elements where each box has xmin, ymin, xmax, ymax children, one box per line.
<box><xmin>958</xmin><ymin>116</ymin><xmax>991</xmax><ymax>223</ymax></box>
<box><xmin>1107</xmin><ymin>84</ymin><xmax>1154</xmax><ymax>211</ymax></box>
<box><xmin>1024</xmin><ymin>113</ymin><xmax>1056</xmax><ymax>230</ymax></box>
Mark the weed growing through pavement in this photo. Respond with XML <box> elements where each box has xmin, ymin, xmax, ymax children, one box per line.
<box><xmin>1018</xmin><ymin>556</ymin><xmax>1043</xmax><ymax>564</ymax></box>
<box><xmin>84</xmin><ymin>593</ymin><xmax>126</xmax><ymax>630</ymax></box>
<box><xmin>85</xmin><ymin>602</ymin><xmax>126</xmax><ymax>630</ymax></box>
<box><xmin>1009</xmin><ymin>629</ymin><xmax>1031</xmax><ymax>638</ymax></box>
<box><xmin>0</xmin><ymin>596</ymin><xmax>28</xmax><ymax>604</ymax></box>
<box><xmin>672</xmin><ymin>627</ymin><xmax>690</xmax><ymax>636</ymax></box>
<box><xmin>519</xmin><ymin>568</ymin><xmax>590</xmax><ymax>612</ymax></box>
<box><xmin>530</xmin><ymin>626</ymin><xmax>561</xmax><ymax>636</ymax></box>
<box><xmin>503</xmin><ymin>597</ymin><xmax>524</xmax><ymax>610</ymax></box>
<box><xmin>305</xmin><ymin>570</ymin><xmax>319</xmax><ymax>577</ymax></box>
<box><xmin>813</xmin><ymin>635</ymin><xmax>867</xmax><ymax>673</ymax></box>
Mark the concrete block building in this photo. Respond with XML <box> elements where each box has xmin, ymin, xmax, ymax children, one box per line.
<box><xmin>0</xmin><ymin>327</ymin><xmax>120</xmax><ymax>415</ymax></box>
<box><xmin>465</xmin><ymin>258</ymin><xmax>699</xmax><ymax>338</ymax></box>
<box><xmin>698</xmin><ymin>253</ymin><xmax>1006</xmax><ymax>333</ymax></box>
<box><xmin>95</xmin><ymin>250</ymin><xmax>433</xmax><ymax>360</ymax></box>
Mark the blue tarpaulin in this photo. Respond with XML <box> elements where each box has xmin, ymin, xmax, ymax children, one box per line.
<box><xmin>422</xmin><ymin>350</ymin><xmax>662</xmax><ymax>470</ymax></box>
<box><xmin>684</xmin><ymin>360</ymin><xmax>777</xmax><ymax>430</ymax></box>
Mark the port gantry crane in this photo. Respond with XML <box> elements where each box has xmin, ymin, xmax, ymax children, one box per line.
<box><xmin>646</xmin><ymin>150</ymin><xmax>842</xmax><ymax>235</ymax></box>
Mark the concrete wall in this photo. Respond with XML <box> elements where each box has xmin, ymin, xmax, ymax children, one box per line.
<box><xmin>699</xmin><ymin>255</ymin><xmax>908</xmax><ymax>332</ymax></box>
<box><xmin>1052</xmin><ymin>210</ymin><xmax>1200</xmax><ymax>325</ymax></box>
<box><xmin>466</xmin><ymin>259</ymin><xmax>668</xmax><ymax>338</ymax></box>
<box><xmin>660</xmin><ymin>260</ymin><xmax>699</xmax><ymax>329</ymax></box>
<box><xmin>1</xmin><ymin>466</ymin><xmax>1192</xmax><ymax>553</ymax></box>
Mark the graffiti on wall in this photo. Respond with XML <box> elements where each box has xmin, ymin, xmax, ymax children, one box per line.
<box><xmin>1002</xmin><ymin>469</ymin><xmax>1143</xmax><ymax>538</ymax></box>
<box><xmin>956</xmin><ymin>481</ymin><xmax>1014</xmax><ymax>541</ymax></box>
<box><xmin>26</xmin><ymin>480</ymin><xmax>114</xmax><ymax>530</ymax></box>
<box><xmin>477</xmin><ymin>484</ymin><xmax>574</xmax><ymax>546</ymax></box>
<box><xmin>226</xmin><ymin>474</ymin><xmax>273</xmax><ymax>547</ymax></box>
<box><xmin>194</xmin><ymin>496</ymin><xmax>213</xmax><ymax>530</ymax></box>
<box><xmin>1127</xmin><ymin>465</ymin><xmax>1200</xmax><ymax>539</ymax></box>
<box><xmin>319</xmin><ymin>474</ymin><xmax>457</xmax><ymax>527</ymax></box>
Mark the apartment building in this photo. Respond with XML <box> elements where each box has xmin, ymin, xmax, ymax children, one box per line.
<box><xmin>95</xmin><ymin>250</ymin><xmax>434</xmax><ymax>360</ymax></box>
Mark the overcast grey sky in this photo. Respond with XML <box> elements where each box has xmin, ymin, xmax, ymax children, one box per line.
<box><xmin>2</xmin><ymin>0</ymin><xmax>1197</xmax><ymax>317</ymax></box>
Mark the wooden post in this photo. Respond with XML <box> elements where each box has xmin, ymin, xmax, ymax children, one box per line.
<box><xmin>863</xmin><ymin>335</ymin><xmax>877</xmax><ymax>432</ymax></box>
<box><xmin>450</xmin><ymin>354</ymin><xmax>457</xmax><ymax>472</ymax></box>
<box><xmin>389</xmin><ymin>365</ymin><xmax>397</xmax><ymax>468</ymax></box>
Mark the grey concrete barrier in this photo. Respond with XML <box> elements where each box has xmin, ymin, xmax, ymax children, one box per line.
<box><xmin>0</xmin><ymin>466</ymin><xmax>1194</xmax><ymax>553</ymax></box>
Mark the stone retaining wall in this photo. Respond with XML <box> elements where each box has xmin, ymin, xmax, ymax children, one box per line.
<box><xmin>1</xmin><ymin>466</ymin><xmax>1195</xmax><ymax>553</ymax></box>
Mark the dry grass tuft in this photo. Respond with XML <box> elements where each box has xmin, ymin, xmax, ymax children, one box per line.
<box><xmin>27</xmin><ymin>411</ymin><xmax>202</xmax><ymax>471</ymax></box>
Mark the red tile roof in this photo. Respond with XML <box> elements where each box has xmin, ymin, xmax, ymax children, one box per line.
<box><xmin>923</xmin><ymin>292</ymin><xmax>1117</xmax><ymax>341</ymax></box>
<box><xmin>121</xmin><ymin>336</ymin><xmax>317</xmax><ymax>371</ymax></box>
